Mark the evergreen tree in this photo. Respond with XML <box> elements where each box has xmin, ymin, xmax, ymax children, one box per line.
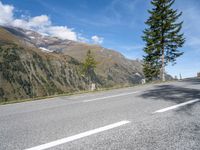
<box><xmin>82</xmin><ymin>50</ymin><xmax>97</xmax><ymax>82</ymax></box>
<box><xmin>142</xmin><ymin>0</ymin><xmax>185</xmax><ymax>81</ymax></box>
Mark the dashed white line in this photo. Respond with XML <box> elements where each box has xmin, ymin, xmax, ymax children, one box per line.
<box><xmin>25</xmin><ymin>120</ymin><xmax>130</xmax><ymax>150</ymax></box>
<box><xmin>83</xmin><ymin>91</ymin><xmax>140</xmax><ymax>102</ymax></box>
<box><xmin>153</xmin><ymin>99</ymin><xmax>200</xmax><ymax>113</ymax></box>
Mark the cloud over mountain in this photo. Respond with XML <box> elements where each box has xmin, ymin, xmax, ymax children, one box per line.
<box><xmin>0</xmin><ymin>1</ymin><xmax>80</xmax><ymax>41</ymax></box>
<box><xmin>0</xmin><ymin>1</ymin><xmax>14</xmax><ymax>25</ymax></box>
<box><xmin>0</xmin><ymin>1</ymin><xmax>105</xmax><ymax>43</ymax></box>
<box><xmin>91</xmin><ymin>35</ymin><xmax>104</xmax><ymax>44</ymax></box>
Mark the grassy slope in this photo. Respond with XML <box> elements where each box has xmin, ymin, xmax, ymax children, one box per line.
<box><xmin>0</xmin><ymin>28</ymin><xmax>99</xmax><ymax>102</ymax></box>
<box><xmin>0</xmin><ymin>26</ymin><xmax>144</xmax><ymax>103</ymax></box>
<box><xmin>55</xmin><ymin>42</ymin><xmax>144</xmax><ymax>85</ymax></box>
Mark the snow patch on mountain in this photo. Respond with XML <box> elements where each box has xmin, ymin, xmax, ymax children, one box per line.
<box><xmin>39</xmin><ymin>47</ymin><xmax>53</xmax><ymax>53</ymax></box>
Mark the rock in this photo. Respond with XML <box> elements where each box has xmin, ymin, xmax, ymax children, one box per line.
<box><xmin>0</xmin><ymin>26</ymin><xmax>145</xmax><ymax>101</ymax></box>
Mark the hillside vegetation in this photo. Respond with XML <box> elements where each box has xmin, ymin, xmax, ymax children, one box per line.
<box><xmin>0</xmin><ymin>43</ymin><xmax>100</xmax><ymax>101</ymax></box>
<box><xmin>0</xmin><ymin>26</ymin><xmax>144</xmax><ymax>102</ymax></box>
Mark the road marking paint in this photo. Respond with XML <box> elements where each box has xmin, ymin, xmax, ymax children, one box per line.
<box><xmin>25</xmin><ymin>120</ymin><xmax>130</xmax><ymax>150</ymax></box>
<box><xmin>153</xmin><ymin>99</ymin><xmax>200</xmax><ymax>113</ymax></box>
<box><xmin>83</xmin><ymin>91</ymin><xmax>140</xmax><ymax>102</ymax></box>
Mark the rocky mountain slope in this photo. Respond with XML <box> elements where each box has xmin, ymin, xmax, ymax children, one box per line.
<box><xmin>3</xmin><ymin>26</ymin><xmax>144</xmax><ymax>84</ymax></box>
<box><xmin>0</xmin><ymin>26</ymin><xmax>144</xmax><ymax>102</ymax></box>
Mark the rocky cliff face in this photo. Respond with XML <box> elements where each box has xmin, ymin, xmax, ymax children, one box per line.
<box><xmin>0</xmin><ymin>26</ymin><xmax>144</xmax><ymax>102</ymax></box>
<box><xmin>0</xmin><ymin>43</ymin><xmax>100</xmax><ymax>101</ymax></box>
<box><xmin>4</xmin><ymin>27</ymin><xmax>144</xmax><ymax>83</ymax></box>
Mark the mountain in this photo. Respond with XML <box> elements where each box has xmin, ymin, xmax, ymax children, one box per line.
<box><xmin>0</xmin><ymin>26</ymin><xmax>144</xmax><ymax>102</ymax></box>
<box><xmin>2</xmin><ymin>26</ymin><xmax>144</xmax><ymax>84</ymax></box>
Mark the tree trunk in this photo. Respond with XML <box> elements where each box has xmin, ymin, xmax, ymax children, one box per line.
<box><xmin>161</xmin><ymin>9</ymin><xmax>165</xmax><ymax>82</ymax></box>
<box><xmin>161</xmin><ymin>48</ymin><xmax>165</xmax><ymax>82</ymax></box>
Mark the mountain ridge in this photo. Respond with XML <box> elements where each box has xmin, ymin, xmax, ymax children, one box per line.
<box><xmin>0</xmin><ymin>26</ymin><xmax>144</xmax><ymax>101</ymax></box>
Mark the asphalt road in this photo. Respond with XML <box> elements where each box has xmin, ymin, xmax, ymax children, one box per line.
<box><xmin>0</xmin><ymin>78</ymin><xmax>200</xmax><ymax>150</ymax></box>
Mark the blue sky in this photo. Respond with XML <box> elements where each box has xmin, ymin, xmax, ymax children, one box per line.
<box><xmin>0</xmin><ymin>0</ymin><xmax>200</xmax><ymax>78</ymax></box>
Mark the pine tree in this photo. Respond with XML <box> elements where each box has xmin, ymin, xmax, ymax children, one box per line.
<box><xmin>142</xmin><ymin>0</ymin><xmax>185</xmax><ymax>81</ymax></box>
<box><xmin>82</xmin><ymin>50</ymin><xmax>97</xmax><ymax>82</ymax></box>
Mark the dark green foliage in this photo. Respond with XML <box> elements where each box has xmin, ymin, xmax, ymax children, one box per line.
<box><xmin>56</xmin><ymin>77</ymin><xmax>63</xmax><ymax>85</ymax></box>
<box><xmin>15</xmin><ymin>76</ymin><xmax>32</xmax><ymax>96</ymax></box>
<box><xmin>0</xmin><ymin>62</ymin><xmax>2</xmax><ymax>71</ymax></box>
<box><xmin>33</xmin><ymin>53</ymin><xmax>47</xmax><ymax>71</ymax></box>
<box><xmin>143</xmin><ymin>61</ymin><xmax>160</xmax><ymax>82</ymax></box>
<box><xmin>142</xmin><ymin>0</ymin><xmax>185</xmax><ymax>81</ymax></box>
<box><xmin>61</xmin><ymin>65</ymin><xmax>66</xmax><ymax>75</ymax></box>
<box><xmin>69</xmin><ymin>57</ymin><xmax>80</xmax><ymax>65</ymax></box>
<box><xmin>0</xmin><ymin>45</ymin><xmax>26</xmax><ymax>82</ymax></box>
<box><xmin>82</xmin><ymin>50</ymin><xmax>97</xmax><ymax>81</ymax></box>
<box><xmin>0</xmin><ymin>88</ymin><xmax>4</xmax><ymax>98</ymax></box>
<box><xmin>107</xmin><ymin>74</ymin><xmax>113</xmax><ymax>81</ymax></box>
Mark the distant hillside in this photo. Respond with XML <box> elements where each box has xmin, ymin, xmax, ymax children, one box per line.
<box><xmin>0</xmin><ymin>26</ymin><xmax>144</xmax><ymax>102</ymax></box>
<box><xmin>0</xmin><ymin>42</ymin><xmax>97</xmax><ymax>101</ymax></box>
<box><xmin>1</xmin><ymin>26</ymin><xmax>144</xmax><ymax>84</ymax></box>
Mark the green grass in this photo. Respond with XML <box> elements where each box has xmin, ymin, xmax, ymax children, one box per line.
<box><xmin>0</xmin><ymin>79</ymin><xmax>176</xmax><ymax>105</ymax></box>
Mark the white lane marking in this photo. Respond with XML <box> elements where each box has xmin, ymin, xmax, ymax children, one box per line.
<box><xmin>83</xmin><ymin>91</ymin><xmax>140</xmax><ymax>102</ymax></box>
<box><xmin>25</xmin><ymin>120</ymin><xmax>130</xmax><ymax>150</ymax></box>
<box><xmin>154</xmin><ymin>99</ymin><xmax>200</xmax><ymax>113</ymax></box>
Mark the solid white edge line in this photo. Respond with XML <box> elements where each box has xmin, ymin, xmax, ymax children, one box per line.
<box><xmin>83</xmin><ymin>91</ymin><xmax>140</xmax><ymax>102</ymax></box>
<box><xmin>25</xmin><ymin>120</ymin><xmax>130</xmax><ymax>150</ymax></box>
<box><xmin>154</xmin><ymin>99</ymin><xmax>200</xmax><ymax>113</ymax></box>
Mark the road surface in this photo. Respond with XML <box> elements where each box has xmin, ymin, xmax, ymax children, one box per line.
<box><xmin>0</xmin><ymin>78</ymin><xmax>200</xmax><ymax>150</ymax></box>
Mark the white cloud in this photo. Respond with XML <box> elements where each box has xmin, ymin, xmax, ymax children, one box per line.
<box><xmin>0</xmin><ymin>1</ymin><xmax>14</xmax><ymax>25</ymax></box>
<box><xmin>78</xmin><ymin>33</ymin><xmax>89</xmax><ymax>43</ymax></box>
<box><xmin>0</xmin><ymin>1</ymin><xmax>79</xmax><ymax>41</ymax></box>
<box><xmin>12</xmin><ymin>19</ymin><xmax>28</xmax><ymax>28</ymax></box>
<box><xmin>30</xmin><ymin>15</ymin><xmax>50</xmax><ymax>26</ymax></box>
<box><xmin>47</xmin><ymin>26</ymin><xmax>77</xmax><ymax>41</ymax></box>
<box><xmin>91</xmin><ymin>35</ymin><xmax>104</xmax><ymax>44</ymax></box>
<box><xmin>11</xmin><ymin>15</ymin><xmax>51</xmax><ymax>29</ymax></box>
